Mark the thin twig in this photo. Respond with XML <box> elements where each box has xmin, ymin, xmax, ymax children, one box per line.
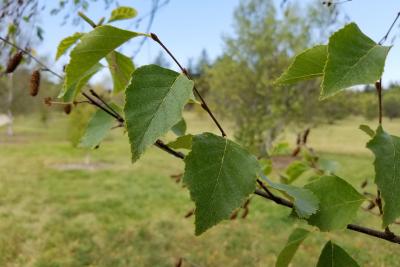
<box><xmin>82</xmin><ymin>92</ymin><xmax>123</xmax><ymax>122</ymax></box>
<box><xmin>89</xmin><ymin>89</ymin><xmax>122</xmax><ymax>120</ymax></box>
<box><xmin>0</xmin><ymin>36</ymin><xmax>63</xmax><ymax>80</ymax></box>
<box><xmin>379</xmin><ymin>11</ymin><xmax>400</xmax><ymax>45</ymax></box>
<box><xmin>150</xmin><ymin>33</ymin><xmax>227</xmax><ymax>137</ymax></box>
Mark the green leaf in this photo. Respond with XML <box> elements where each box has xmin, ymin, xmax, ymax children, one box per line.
<box><xmin>106</xmin><ymin>51</ymin><xmax>135</xmax><ymax>93</ymax></box>
<box><xmin>259</xmin><ymin>158</ymin><xmax>272</xmax><ymax>176</ymax></box>
<box><xmin>124</xmin><ymin>65</ymin><xmax>194</xmax><ymax>162</ymax></box>
<box><xmin>304</xmin><ymin>176</ymin><xmax>364</xmax><ymax>231</ymax></box>
<box><xmin>367</xmin><ymin>126</ymin><xmax>400</xmax><ymax>226</ymax></box>
<box><xmin>276</xmin><ymin>228</ymin><xmax>310</xmax><ymax>267</ymax></box>
<box><xmin>79</xmin><ymin>107</ymin><xmax>116</xmax><ymax>149</ymax></box>
<box><xmin>183</xmin><ymin>133</ymin><xmax>259</xmax><ymax>235</ymax></box>
<box><xmin>171</xmin><ymin>118</ymin><xmax>187</xmax><ymax>136</ymax></box>
<box><xmin>321</xmin><ymin>23</ymin><xmax>391</xmax><ymax>99</ymax></box>
<box><xmin>167</xmin><ymin>134</ymin><xmax>193</xmax><ymax>150</ymax></box>
<box><xmin>55</xmin><ymin>32</ymin><xmax>84</xmax><ymax>60</ymax></box>
<box><xmin>64</xmin><ymin>25</ymin><xmax>144</xmax><ymax>101</ymax></box>
<box><xmin>283</xmin><ymin>161</ymin><xmax>310</xmax><ymax>184</ymax></box>
<box><xmin>276</xmin><ymin>45</ymin><xmax>327</xmax><ymax>84</ymax></box>
<box><xmin>359</xmin><ymin>124</ymin><xmax>375</xmax><ymax>137</ymax></box>
<box><xmin>318</xmin><ymin>158</ymin><xmax>339</xmax><ymax>174</ymax></box>
<box><xmin>108</xmin><ymin>6</ymin><xmax>138</xmax><ymax>22</ymax></box>
<box><xmin>317</xmin><ymin>241</ymin><xmax>360</xmax><ymax>267</ymax></box>
<box><xmin>262</xmin><ymin>175</ymin><xmax>319</xmax><ymax>219</ymax></box>
<box><xmin>60</xmin><ymin>63</ymin><xmax>102</xmax><ymax>102</ymax></box>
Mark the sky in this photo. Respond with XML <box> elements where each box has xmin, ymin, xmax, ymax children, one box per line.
<box><xmin>36</xmin><ymin>0</ymin><xmax>400</xmax><ymax>85</ymax></box>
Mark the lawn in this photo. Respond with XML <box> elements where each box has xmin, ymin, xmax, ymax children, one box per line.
<box><xmin>0</xmin><ymin>113</ymin><xmax>399</xmax><ymax>267</ymax></box>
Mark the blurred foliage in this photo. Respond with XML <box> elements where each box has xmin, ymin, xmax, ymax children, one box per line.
<box><xmin>206</xmin><ymin>0</ymin><xmax>341</xmax><ymax>156</ymax></box>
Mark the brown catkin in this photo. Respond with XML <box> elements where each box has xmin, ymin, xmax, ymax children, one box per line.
<box><xmin>64</xmin><ymin>104</ymin><xmax>72</xmax><ymax>115</ymax></box>
<box><xmin>5</xmin><ymin>51</ymin><xmax>23</xmax><ymax>74</ymax></box>
<box><xmin>29</xmin><ymin>70</ymin><xmax>40</xmax><ymax>96</ymax></box>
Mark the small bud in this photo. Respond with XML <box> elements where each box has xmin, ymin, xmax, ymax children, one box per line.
<box><xmin>302</xmin><ymin>128</ymin><xmax>310</xmax><ymax>144</ymax></box>
<box><xmin>361</xmin><ymin>180</ymin><xmax>368</xmax><ymax>188</ymax></box>
<box><xmin>44</xmin><ymin>97</ymin><xmax>52</xmax><ymax>106</ymax></box>
<box><xmin>241</xmin><ymin>207</ymin><xmax>249</xmax><ymax>219</ymax></box>
<box><xmin>174</xmin><ymin>258</ymin><xmax>183</xmax><ymax>267</ymax></box>
<box><xmin>230</xmin><ymin>210</ymin><xmax>239</xmax><ymax>220</ymax></box>
<box><xmin>292</xmin><ymin>146</ymin><xmax>301</xmax><ymax>157</ymax></box>
<box><xmin>5</xmin><ymin>51</ymin><xmax>23</xmax><ymax>74</ymax></box>
<box><xmin>184</xmin><ymin>209</ymin><xmax>194</xmax><ymax>218</ymax></box>
<box><xmin>64</xmin><ymin>104</ymin><xmax>72</xmax><ymax>114</ymax></box>
<box><xmin>29</xmin><ymin>70</ymin><xmax>41</xmax><ymax>96</ymax></box>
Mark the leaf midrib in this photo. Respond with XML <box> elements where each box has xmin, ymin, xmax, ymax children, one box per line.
<box><xmin>135</xmin><ymin>74</ymin><xmax>182</xmax><ymax>150</ymax></box>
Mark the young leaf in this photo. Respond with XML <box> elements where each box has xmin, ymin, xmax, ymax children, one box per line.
<box><xmin>276</xmin><ymin>228</ymin><xmax>310</xmax><ymax>267</ymax></box>
<box><xmin>367</xmin><ymin>126</ymin><xmax>400</xmax><ymax>227</ymax></box>
<box><xmin>64</xmin><ymin>25</ymin><xmax>144</xmax><ymax>101</ymax></box>
<box><xmin>359</xmin><ymin>124</ymin><xmax>375</xmax><ymax>137</ymax></box>
<box><xmin>276</xmin><ymin>45</ymin><xmax>327</xmax><ymax>84</ymax></box>
<box><xmin>108</xmin><ymin>6</ymin><xmax>138</xmax><ymax>23</ymax></box>
<box><xmin>183</xmin><ymin>133</ymin><xmax>259</xmax><ymax>235</ymax></box>
<box><xmin>317</xmin><ymin>241</ymin><xmax>360</xmax><ymax>267</ymax></box>
<box><xmin>106</xmin><ymin>51</ymin><xmax>135</xmax><ymax>93</ymax></box>
<box><xmin>321</xmin><ymin>23</ymin><xmax>391</xmax><ymax>99</ymax></box>
<box><xmin>55</xmin><ymin>32</ymin><xmax>84</xmax><ymax>60</ymax></box>
<box><xmin>79</xmin><ymin>107</ymin><xmax>116</xmax><ymax>149</ymax></box>
<box><xmin>171</xmin><ymin>118</ymin><xmax>187</xmax><ymax>136</ymax></box>
<box><xmin>167</xmin><ymin>134</ymin><xmax>193</xmax><ymax>150</ymax></box>
<box><xmin>124</xmin><ymin>65</ymin><xmax>194</xmax><ymax>162</ymax></box>
<box><xmin>60</xmin><ymin>63</ymin><xmax>102</xmax><ymax>102</ymax></box>
<box><xmin>304</xmin><ymin>176</ymin><xmax>364</xmax><ymax>231</ymax></box>
<box><xmin>318</xmin><ymin>158</ymin><xmax>339</xmax><ymax>175</ymax></box>
<box><xmin>262</xmin><ymin>175</ymin><xmax>319</xmax><ymax>219</ymax></box>
<box><xmin>283</xmin><ymin>160</ymin><xmax>310</xmax><ymax>184</ymax></box>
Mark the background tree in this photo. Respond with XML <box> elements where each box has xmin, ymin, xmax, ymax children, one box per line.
<box><xmin>206</xmin><ymin>0</ymin><xmax>340</xmax><ymax>155</ymax></box>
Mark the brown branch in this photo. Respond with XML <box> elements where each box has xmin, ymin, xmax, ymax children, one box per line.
<box><xmin>150</xmin><ymin>33</ymin><xmax>227</xmax><ymax>137</ymax></box>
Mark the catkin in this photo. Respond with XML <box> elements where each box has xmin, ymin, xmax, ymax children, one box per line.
<box><xmin>5</xmin><ymin>51</ymin><xmax>23</xmax><ymax>74</ymax></box>
<box><xmin>29</xmin><ymin>70</ymin><xmax>40</xmax><ymax>96</ymax></box>
<box><xmin>64</xmin><ymin>104</ymin><xmax>72</xmax><ymax>115</ymax></box>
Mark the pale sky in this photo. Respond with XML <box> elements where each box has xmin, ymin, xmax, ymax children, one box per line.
<box><xmin>36</xmin><ymin>0</ymin><xmax>400</xmax><ymax>85</ymax></box>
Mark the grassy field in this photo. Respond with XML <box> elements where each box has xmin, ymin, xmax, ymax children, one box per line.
<box><xmin>0</xmin><ymin>113</ymin><xmax>399</xmax><ymax>267</ymax></box>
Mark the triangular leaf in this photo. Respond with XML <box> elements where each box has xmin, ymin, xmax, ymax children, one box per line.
<box><xmin>79</xmin><ymin>106</ymin><xmax>117</xmax><ymax>149</ymax></box>
<box><xmin>321</xmin><ymin>23</ymin><xmax>391</xmax><ymax>99</ymax></box>
<box><xmin>124</xmin><ymin>65</ymin><xmax>194</xmax><ymax>162</ymax></box>
<box><xmin>60</xmin><ymin>63</ymin><xmax>102</xmax><ymax>102</ymax></box>
<box><xmin>283</xmin><ymin>160</ymin><xmax>310</xmax><ymax>184</ymax></box>
<box><xmin>63</xmin><ymin>25</ymin><xmax>144</xmax><ymax>101</ymax></box>
<box><xmin>367</xmin><ymin>126</ymin><xmax>400</xmax><ymax>227</ymax></box>
<box><xmin>304</xmin><ymin>175</ymin><xmax>364</xmax><ymax>231</ymax></box>
<box><xmin>276</xmin><ymin>45</ymin><xmax>327</xmax><ymax>84</ymax></box>
<box><xmin>276</xmin><ymin>228</ymin><xmax>310</xmax><ymax>267</ymax></box>
<box><xmin>359</xmin><ymin>124</ymin><xmax>375</xmax><ymax>137</ymax></box>
<box><xmin>262</xmin><ymin>175</ymin><xmax>319</xmax><ymax>219</ymax></box>
<box><xmin>171</xmin><ymin>118</ymin><xmax>187</xmax><ymax>136</ymax></box>
<box><xmin>108</xmin><ymin>6</ymin><xmax>137</xmax><ymax>23</ymax></box>
<box><xmin>183</xmin><ymin>133</ymin><xmax>259</xmax><ymax>235</ymax></box>
<box><xmin>317</xmin><ymin>241</ymin><xmax>360</xmax><ymax>267</ymax></box>
<box><xmin>106</xmin><ymin>51</ymin><xmax>135</xmax><ymax>93</ymax></box>
<box><xmin>56</xmin><ymin>32</ymin><xmax>84</xmax><ymax>60</ymax></box>
<box><xmin>167</xmin><ymin>134</ymin><xmax>193</xmax><ymax>150</ymax></box>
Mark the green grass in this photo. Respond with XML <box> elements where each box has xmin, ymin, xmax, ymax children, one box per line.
<box><xmin>0</xmin><ymin>114</ymin><xmax>399</xmax><ymax>266</ymax></box>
